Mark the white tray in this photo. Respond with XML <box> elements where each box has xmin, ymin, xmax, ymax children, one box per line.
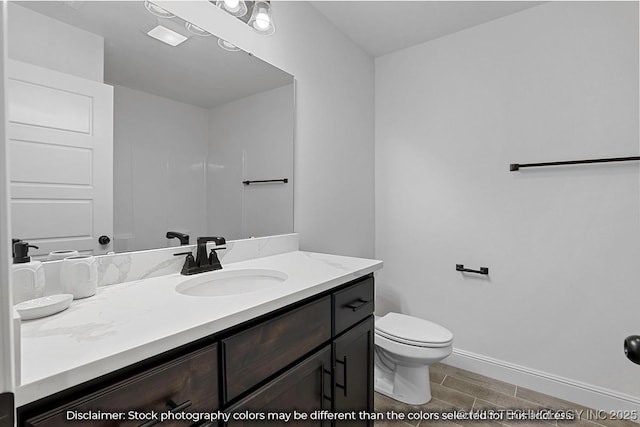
<box><xmin>15</xmin><ymin>294</ymin><xmax>73</xmax><ymax>320</ymax></box>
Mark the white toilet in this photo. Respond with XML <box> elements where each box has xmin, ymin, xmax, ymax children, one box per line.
<box><xmin>374</xmin><ymin>312</ymin><xmax>453</xmax><ymax>405</ymax></box>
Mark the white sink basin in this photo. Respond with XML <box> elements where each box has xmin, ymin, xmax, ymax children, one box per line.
<box><xmin>175</xmin><ymin>269</ymin><xmax>288</xmax><ymax>297</ymax></box>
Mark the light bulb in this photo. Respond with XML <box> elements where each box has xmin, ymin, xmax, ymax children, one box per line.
<box><xmin>185</xmin><ymin>22</ymin><xmax>212</xmax><ymax>37</ymax></box>
<box><xmin>144</xmin><ymin>1</ymin><xmax>175</xmax><ymax>18</ymax></box>
<box><xmin>218</xmin><ymin>39</ymin><xmax>241</xmax><ymax>52</ymax></box>
<box><xmin>248</xmin><ymin>1</ymin><xmax>275</xmax><ymax>34</ymax></box>
<box><xmin>217</xmin><ymin>0</ymin><xmax>247</xmax><ymax>17</ymax></box>
<box><xmin>255</xmin><ymin>12</ymin><xmax>270</xmax><ymax>30</ymax></box>
<box><xmin>224</xmin><ymin>0</ymin><xmax>240</xmax><ymax>10</ymax></box>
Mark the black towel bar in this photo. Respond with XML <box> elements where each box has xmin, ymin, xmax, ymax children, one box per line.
<box><xmin>510</xmin><ymin>156</ymin><xmax>639</xmax><ymax>171</ymax></box>
<box><xmin>243</xmin><ymin>178</ymin><xmax>288</xmax><ymax>185</ymax></box>
<box><xmin>456</xmin><ymin>264</ymin><xmax>489</xmax><ymax>275</ymax></box>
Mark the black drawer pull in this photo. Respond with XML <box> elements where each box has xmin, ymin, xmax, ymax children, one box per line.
<box><xmin>335</xmin><ymin>356</ymin><xmax>348</xmax><ymax>397</ymax></box>
<box><xmin>138</xmin><ymin>399</ymin><xmax>192</xmax><ymax>427</ymax></box>
<box><xmin>344</xmin><ymin>299</ymin><xmax>370</xmax><ymax>312</ymax></box>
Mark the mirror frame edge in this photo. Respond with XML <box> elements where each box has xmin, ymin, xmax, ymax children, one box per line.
<box><xmin>0</xmin><ymin>0</ymin><xmax>18</xmax><ymax>415</ymax></box>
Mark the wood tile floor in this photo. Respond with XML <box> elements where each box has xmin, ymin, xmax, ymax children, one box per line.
<box><xmin>373</xmin><ymin>363</ymin><xmax>639</xmax><ymax>427</ymax></box>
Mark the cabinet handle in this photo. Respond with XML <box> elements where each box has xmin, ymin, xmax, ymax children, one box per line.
<box><xmin>335</xmin><ymin>356</ymin><xmax>348</xmax><ymax>397</ymax></box>
<box><xmin>138</xmin><ymin>399</ymin><xmax>192</xmax><ymax>427</ymax></box>
<box><xmin>321</xmin><ymin>365</ymin><xmax>332</xmax><ymax>410</ymax></box>
<box><xmin>345</xmin><ymin>299</ymin><xmax>370</xmax><ymax>312</ymax></box>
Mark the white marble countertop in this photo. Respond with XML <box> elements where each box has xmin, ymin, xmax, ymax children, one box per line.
<box><xmin>16</xmin><ymin>251</ymin><xmax>382</xmax><ymax>406</ymax></box>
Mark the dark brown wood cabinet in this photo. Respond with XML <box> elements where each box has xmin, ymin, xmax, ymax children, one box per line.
<box><xmin>19</xmin><ymin>275</ymin><xmax>375</xmax><ymax>427</ymax></box>
<box><xmin>23</xmin><ymin>344</ymin><xmax>219</xmax><ymax>427</ymax></box>
<box><xmin>223</xmin><ymin>296</ymin><xmax>332</xmax><ymax>402</ymax></box>
<box><xmin>226</xmin><ymin>346</ymin><xmax>332</xmax><ymax>426</ymax></box>
<box><xmin>333</xmin><ymin>318</ymin><xmax>375</xmax><ymax>426</ymax></box>
<box><xmin>333</xmin><ymin>277</ymin><xmax>374</xmax><ymax>336</ymax></box>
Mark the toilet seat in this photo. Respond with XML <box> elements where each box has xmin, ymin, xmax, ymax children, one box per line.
<box><xmin>375</xmin><ymin>313</ymin><xmax>453</xmax><ymax>348</ymax></box>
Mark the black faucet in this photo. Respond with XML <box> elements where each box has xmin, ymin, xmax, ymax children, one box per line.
<box><xmin>174</xmin><ymin>236</ymin><xmax>226</xmax><ymax>275</ymax></box>
<box><xmin>166</xmin><ymin>231</ymin><xmax>190</xmax><ymax>245</ymax></box>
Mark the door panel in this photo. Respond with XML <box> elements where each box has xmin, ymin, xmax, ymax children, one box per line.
<box><xmin>7</xmin><ymin>78</ymin><xmax>92</xmax><ymax>133</ymax></box>
<box><xmin>7</xmin><ymin>60</ymin><xmax>113</xmax><ymax>257</ymax></box>
<box><xmin>226</xmin><ymin>346</ymin><xmax>332</xmax><ymax>426</ymax></box>
<box><xmin>11</xmin><ymin>200</ymin><xmax>93</xmax><ymax>240</ymax></box>
<box><xmin>10</xmin><ymin>139</ymin><xmax>93</xmax><ymax>185</ymax></box>
<box><xmin>333</xmin><ymin>317</ymin><xmax>374</xmax><ymax>427</ymax></box>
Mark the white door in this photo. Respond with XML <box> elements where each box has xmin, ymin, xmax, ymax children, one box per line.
<box><xmin>7</xmin><ymin>60</ymin><xmax>113</xmax><ymax>258</ymax></box>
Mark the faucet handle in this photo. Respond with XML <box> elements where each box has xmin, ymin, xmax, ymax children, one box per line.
<box><xmin>196</xmin><ymin>236</ymin><xmax>226</xmax><ymax>246</ymax></box>
<box><xmin>208</xmin><ymin>248</ymin><xmax>223</xmax><ymax>269</ymax></box>
<box><xmin>173</xmin><ymin>251</ymin><xmax>193</xmax><ymax>256</ymax></box>
<box><xmin>174</xmin><ymin>251</ymin><xmax>195</xmax><ymax>264</ymax></box>
<box><xmin>174</xmin><ymin>251</ymin><xmax>196</xmax><ymax>275</ymax></box>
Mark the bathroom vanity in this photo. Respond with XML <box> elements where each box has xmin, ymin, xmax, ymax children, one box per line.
<box><xmin>15</xmin><ymin>250</ymin><xmax>382</xmax><ymax>426</ymax></box>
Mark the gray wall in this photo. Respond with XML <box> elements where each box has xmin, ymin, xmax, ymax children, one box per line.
<box><xmin>375</xmin><ymin>1</ymin><xmax>639</xmax><ymax>399</ymax></box>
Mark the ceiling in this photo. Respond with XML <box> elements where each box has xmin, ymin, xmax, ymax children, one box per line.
<box><xmin>310</xmin><ymin>1</ymin><xmax>543</xmax><ymax>57</ymax></box>
<box><xmin>15</xmin><ymin>2</ymin><xmax>293</xmax><ymax>109</ymax></box>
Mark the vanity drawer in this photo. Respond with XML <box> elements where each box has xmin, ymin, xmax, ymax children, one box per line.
<box><xmin>24</xmin><ymin>344</ymin><xmax>218</xmax><ymax>427</ymax></box>
<box><xmin>223</xmin><ymin>296</ymin><xmax>332</xmax><ymax>403</ymax></box>
<box><xmin>333</xmin><ymin>277</ymin><xmax>374</xmax><ymax>335</ymax></box>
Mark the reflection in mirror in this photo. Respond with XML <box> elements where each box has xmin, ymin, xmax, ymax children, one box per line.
<box><xmin>6</xmin><ymin>1</ymin><xmax>294</xmax><ymax>259</ymax></box>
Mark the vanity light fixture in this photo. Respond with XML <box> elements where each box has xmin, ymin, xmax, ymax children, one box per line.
<box><xmin>143</xmin><ymin>1</ymin><xmax>274</xmax><ymax>52</ymax></box>
<box><xmin>147</xmin><ymin>25</ymin><xmax>189</xmax><ymax>46</ymax></box>
<box><xmin>218</xmin><ymin>39</ymin><xmax>241</xmax><ymax>51</ymax></box>
<box><xmin>144</xmin><ymin>1</ymin><xmax>175</xmax><ymax>18</ymax></box>
<box><xmin>248</xmin><ymin>1</ymin><xmax>275</xmax><ymax>35</ymax></box>
<box><xmin>214</xmin><ymin>0</ymin><xmax>275</xmax><ymax>35</ymax></box>
<box><xmin>185</xmin><ymin>22</ymin><xmax>213</xmax><ymax>37</ymax></box>
<box><xmin>216</xmin><ymin>0</ymin><xmax>248</xmax><ymax>18</ymax></box>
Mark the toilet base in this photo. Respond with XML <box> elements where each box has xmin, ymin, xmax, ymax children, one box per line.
<box><xmin>374</xmin><ymin>363</ymin><xmax>432</xmax><ymax>405</ymax></box>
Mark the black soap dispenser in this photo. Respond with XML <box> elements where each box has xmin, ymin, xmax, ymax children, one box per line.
<box><xmin>13</xmin><ymin>241</ymin><xmax>38</xmax><ymax>264</ymax></box>
<box><xmin>11</xmin><ymin>239</ymin><xmax>22</xmax><ymax>260</ymax></box>
<box><xmin>11</xmin><ymin>240</ymin><xmax>46</xmax><ymax>304</ymax></box>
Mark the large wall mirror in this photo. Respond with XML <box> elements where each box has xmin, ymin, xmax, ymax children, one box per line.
<box><xmin>6</xmin><ymin>1</ymin><xmax>294</xmax><ymax>258</ymax></box>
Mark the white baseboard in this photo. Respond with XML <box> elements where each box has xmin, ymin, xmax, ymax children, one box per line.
<box><xmin>445</xmin><ymin>348</ymin><xmax>640</xmax><ymax>414</ymax></box>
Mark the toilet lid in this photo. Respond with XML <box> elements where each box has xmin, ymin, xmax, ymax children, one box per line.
<box><xmin>376</xmin><ymin>313</ymin><xmax>453</xmax><ymax>347</ymax></box>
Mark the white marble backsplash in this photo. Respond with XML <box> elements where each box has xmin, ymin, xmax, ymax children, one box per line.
<box><xmin>35</xmin><ymin>234</ymin><xmax>299</xmax><ymax>295</ymax></box>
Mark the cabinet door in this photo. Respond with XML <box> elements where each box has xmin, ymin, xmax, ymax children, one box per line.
<box><xmin>333</xmin><ymin>317</ymin><xmax>374</xmax><ymax>427</ymax></box>
<box><xmin>226</xmin><ymin>346</ymin><xmax>332</xmax><ymax>426</ymax></box>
